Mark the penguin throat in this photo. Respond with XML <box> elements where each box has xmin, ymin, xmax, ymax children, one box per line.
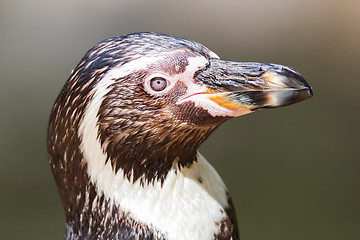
<box><xmin>99</xmin><ymin>123</ymin><xmax>218</xmax><ymax>184</ymax></box>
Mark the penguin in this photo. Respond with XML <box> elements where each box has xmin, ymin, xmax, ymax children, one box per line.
<box><xmin>47</xmin><ymin>32</ymin><xmax>312</xmax><ymax>240</ymax></box>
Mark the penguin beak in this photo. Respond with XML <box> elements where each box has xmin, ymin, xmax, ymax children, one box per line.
<box><xmin>191</xmin><ymin>59</ymin><xmax>313</xmax><ymax>116</ymax></box>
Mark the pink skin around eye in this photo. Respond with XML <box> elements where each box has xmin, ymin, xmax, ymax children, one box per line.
<box><xmin>175</xmin><ymin>57</ymin><xmax>254</xmax><ymax>118</ymax></box>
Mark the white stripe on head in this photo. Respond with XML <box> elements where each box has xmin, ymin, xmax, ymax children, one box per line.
<box><xmin>78</xmin><ymin>55</ymin><xmax>230</xmax><ymax>239</ymax></box>
<box><xmin>209</xmin><ymin>50</ymin><xmax>220</xmax><ymax>59</ymax></box>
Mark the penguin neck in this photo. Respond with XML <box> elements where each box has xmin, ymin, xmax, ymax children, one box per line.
<box><xmin>64</xmin><ymin>153</ymin><xmax>232</xmax><ymax>240</ymax></box>
<box><xmin>49</xmin><ymin>113</ymin><xmax>238</xmax><ymax>239</ymax></box>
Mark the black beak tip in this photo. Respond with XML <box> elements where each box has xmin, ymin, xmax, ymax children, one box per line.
<box><xmin>308</xmin><ymin>85</ymin><xmax>314</xmax><ymax>97</ymax></box>
<box><xmin>297</xmin><ymin>74</ymin><xmax>313</xmax><ymax>97</ymax></box>
<box><xmin>279</xmin><ymin>66</ymin><xmax>313</xmax><ymax>97</ymax></box>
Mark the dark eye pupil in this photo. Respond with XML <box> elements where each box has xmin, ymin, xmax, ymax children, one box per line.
<box><xmin>150</xmin><ymin>77</ymin><xmax>167</xmax><ymax>91</ymax></box>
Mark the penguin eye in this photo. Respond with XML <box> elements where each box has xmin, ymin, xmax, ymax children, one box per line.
<box><xmin>149</xmin><ymin>77</ymin><xmax>168</xmax><ymax>91</ymax></box>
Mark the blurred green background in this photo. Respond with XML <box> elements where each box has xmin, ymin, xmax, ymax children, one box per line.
<box><xmin>1</xmin><ymin>0</ymin><xmax>359</xmax><ymax>239</ymax></box>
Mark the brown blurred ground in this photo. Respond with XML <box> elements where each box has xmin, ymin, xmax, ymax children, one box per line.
<box><xmin>0</xmin><ymin>0</ymin><xmax>359</xmax><ymax>239</ymax></box>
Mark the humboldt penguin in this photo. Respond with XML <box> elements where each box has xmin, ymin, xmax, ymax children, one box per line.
<box><xmin>47</xmin><ymin>32</ymin><xmax>312</xmax><ymax>240</ymax></box>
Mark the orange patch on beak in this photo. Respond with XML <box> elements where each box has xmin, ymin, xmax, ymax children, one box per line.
<box><xmin>206</xmin><ymin>88</ymin><xmax>253</xmax><ymax>110</ymax></box>
<box><xmin>209</xmin><ymin>95</ymin><xmax>252</xmax><ymax>110</ymax></box>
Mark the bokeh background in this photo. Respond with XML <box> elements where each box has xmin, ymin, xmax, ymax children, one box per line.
<box><xmin>1</xmin><ymin>0</ymin><xmax>359</xmax><ymax>239</ymax></box>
